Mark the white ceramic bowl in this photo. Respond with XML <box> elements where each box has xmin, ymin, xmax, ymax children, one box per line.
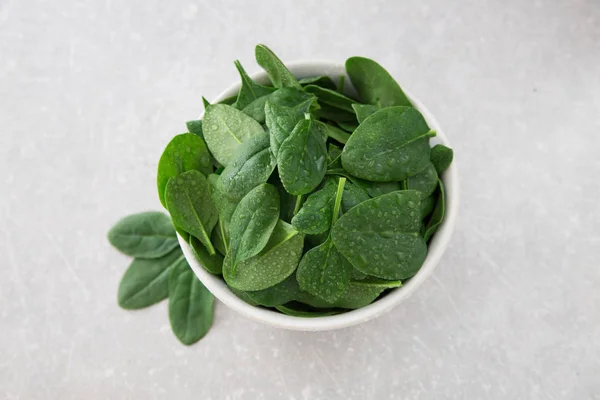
<box><xmin>177</xmin><ymin>61</ymin><xmax>459</xmax><ymax>331</ymax></box>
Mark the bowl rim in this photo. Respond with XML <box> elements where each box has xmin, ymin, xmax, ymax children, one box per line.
<box><xmin>177</xmin><ymin>60</ymin><xmax>459</xmax><ymax>331</ymax></box>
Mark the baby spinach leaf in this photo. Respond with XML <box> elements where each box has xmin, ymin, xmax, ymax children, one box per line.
<box><xmin>255</xmin><ymin>44</ymin><xmax>301</xmax><ymax>89</ymax></box>
<box><xmin>322</xmin><ymin>123</ymin><xmax>351</xmax><ymax>144</ymax></box>
<box><xmin>341</xmin><ymin>181</ymin><xmax>370</xmax><ymax>213</ymax></box>
<box><xmin>243</xmin><ymin>88</ymin><xmax>315</xmax><ymax>124</ymax></box>
<box><xmin>345</xmin><ymin>56</ymin><xmax>411</xmax><ymax>107</ymax></box>
<box><xmin>246</xmin><ymin>273</ymin><xmax>301</xmax><ymax>307</ymax></box>
<box><xmin>223</xmin><ymin>220</ymin><xmax>304</xmax><ymax>291</ymax></box>
<box><xmin>107</xmin><ymin>211</ymin><xmax>178</xmax><ymax>259</ymax></box>
<box><xmin>420</xmin><ymin>194</ymin><xmax>437</xmax><ymax>219</ymax></box>
<box><xmin>331</xmin><ymin>278</ymin><xmax>402</xmax><ymax>309</ymax></box>
<box><xmin>157</xmin><ymin>133</ymin><xmax>213</xmax><ymax>207</ymax></box>
<box><xmin>275</xmin><ymin>303</ymin><xmax>342</xmax><ymax>317</ymax></box>
<box><xmin>424</xmin><ymin>180</ymin><xmax>446</xmax><ymax>241</ymax></box>
<box><xmin>402</xmin><ymin>163</ymin><xmax>438</xmax><ymax>198</ymax></box>
<box><xmin>270</xmin><ymin>174</ymin><xmax>297</xmax><ymax>223</ymax></box>
<box><xmin>349</xmin><ymin>176</ymin><xmax>402</xmax><ymax>198</ymax></box>
<box><xmin>342</xmin><ymin>107</ymin><xmax>435</xmax><ymax>182</ymax></box>
<box><xmin>327</xmin><ymin>144</ymin><xmax>343</xmax><ymax>169</ymax></box>
<box><xmin>336</xmin><ymin>120</ymin><xmax>358</xmax><ymax>133</ymax></box>
<box><xmin>118</xmin><ymin>249</ymin><xmax>184</xmax><ymax>309</ymax></box>
<box><xmin>186</xmin><ymin>120</ymin><xmax>204</xmax><ymax>139</ymax></box>
<box><xmin>210</xmin><ymin>225</ymin><xmax>227</xmax><ymax>256</ymax></box>
<box><xmin>296</xmin><ymin>236</ymin><xmax>352</xmax><ymax>303</ymax></box>
<box><xmin>265</xmin><ymin>100</ymin><xmax>310</xmax><ymax>157</ymax></box>
<box><xmin>277</xmin><ymin>118</ymin><xmax>328</xmax><ymax>195</ymax></box>
<box><xmin>304</xmin><ymin>85</ymin><xmax>356</xmax><ymax>113</ymax></box>
<box><xmin>332</xmin><ymin>190</ymin><xmax>427</xmax><ymax>280</ymax></box>
<box><xmin>430</xmin><ymin>144</ymin><xmax>454</xmax><ymax>175</ymax></box>
<box><xmin>232</xmin><ymin>60</ymin><xmax>276</xmax><ymax>110</ymax></box>
<box><xmin>351</xmin><ymin>103</ymin><xmax>380</xmax><ymax>124</ymax></box>
<box><xmin>203</xmin><ymin>103</ymin><xmax>265</xmax><ymax>166</ymax></box>
<box><xmin>228</xmin><ymin>184</ymin><xmax>280</xmax><ymax>270</ymax></box>
<box><xmin>291</xmin><ymin>178</ymin><xmax>338</xmax><ymax>235</ymax></box>
<box><xmin>165</xmin><ymin>170</ymin><xmax>218</xmax><ymax>255</ymax></box>
<box><xmin>189</xmin><ymin>235</ymin><xmax>223</xmax><ymax>274</ymax></box>
<box><xmin>337</xmin><ymin>75</ymin><xmax>345</xmax><ymax>93</ymax></box>
<box><xmin>314</xmin><ymin>104</ymin><xmax>357</xmax><ymax>124</ymax></box>
<box><xmin>168</xmin><ymin>260</ymin><xmax>214</xmax><ymax>345</ymax></box>
<box><xmin>229</xmin><ymin>286</ymin><xmax>260</xmax><ymax>306</ymax></box>
<box><xmin>298</xmin><ymin>75</ymin><xmax>336</xmax><ymax>90</ymax></box>
<box><xmin>217</xmin><ymin>132</ymin><xmax>276</xmax><ymax>202</ymax></box>
<box><xmin>350</xmin><ymin>268</ymin><xmax>367</xmax><ymax>281</ymax></box>
<box><xmin>202</xmin><ymin>97</ymin><xmax>210</xmax><ymax>108</ymax></box>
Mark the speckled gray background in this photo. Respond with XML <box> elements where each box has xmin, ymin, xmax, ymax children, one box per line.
<box><xmin>1</xmin><ymin>0</ymin><xmax>599</xmax><ymax>399</ymax></box>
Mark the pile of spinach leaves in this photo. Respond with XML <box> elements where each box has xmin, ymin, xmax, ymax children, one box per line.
<box><xmin>108</xmin><ymin>44</ymin><xmax>453</xmax><ymax>345</ymax></box>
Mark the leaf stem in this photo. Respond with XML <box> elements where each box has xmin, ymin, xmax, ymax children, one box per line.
<box><xmin>326</xmin><ymin>124</ymin><xmax>351</xmax><ymax>144</ymax></box>
<box><xmin>331</xmin><ymin>177</ymin><xmax>347</xmax><ymax>226</ymax></box>
<box><xmin>293</xmin><ymin>195</ymin><xmax>304</xmax><ymax>215</ymax></box>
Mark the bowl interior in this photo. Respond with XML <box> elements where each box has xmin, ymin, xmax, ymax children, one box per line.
<box><xmin>178</xmin><ymin>61</ymin><xmax>459</xmax><ymax>331</ymax></box>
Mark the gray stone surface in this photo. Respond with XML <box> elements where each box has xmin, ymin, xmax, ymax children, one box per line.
<box><xmin>1</xmin><ymin>0</ymin><xmax>599</xmax><ymax>399</ymax></box>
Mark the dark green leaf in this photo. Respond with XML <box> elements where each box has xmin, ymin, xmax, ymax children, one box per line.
<box><xmin>189</xmin><ymin>235</ymin><xmax>223</xmax><ymax>274</ymax></box>
<box><xmin>202</xmin><ymin>97</ymin><xmax>210</xmax><ymax>108</ymax></box>
<box><xmin>327</xmin><ymin>144</ymin><xmax>343</xmax><ymax>169</ymax></box>
<box><xmin>277</xmin><ymin>118</ymin><xmax>328</xmax><ymax>195</ymax></box>
<box><xmin>314</xmin><ymin>104</ymin><xmax>357</xmax><ymax>123</ymax></box>
<box><xmin>424</xmin><ymin>180</ymin><xmax>446</xmax><ymax>241</ymax></box>
<box><xmin>231</xmin><ymin>60</ymin><xmax>276</xmax><ymax>109</ymax></box>
<box><xmin>223</xmin><ymin>220</ymin><xmax>304</xmax><ymax>291</ymax></box>
<box><xmin>168</xmin><ymin>260</ymin><xmax>214</xmax><ymax>345</ymax></box>
<box><xmin>243</xmin><ymin>88</ymin><xmax>315</xmax><ymax>124</ymax></box>
<box><xmin>157</xmin><ymin>133</ymin><xmax>212</xmax><ymax>207</ymax></box>
<box><xmin>291</xmin><ymin>178</ymin><xmax>338</xmax><ymax>235</ymax></box>
<box><xmin>211</xmin><ymin>222</ymin><xmax>228</xmax><ymax>256</ymax></box>
<box><xmin>420</xmin><ymin>194</ymin><xmax>436</xmax><ymax>219</ymax></box>
<box><xmin>304</xmin><ymin>85</ymin><xmax>356</xmax><ymax>113</ymax></box>
<box><xmin>229</xmin><ymin>286</ymin><xmax>260</xmax><ymax>306</ymax></box>
<box><xmin>118</xmin><ymin>249</ymin><xmax>184</xmax><ymax>309</ymax></box>
<box><xmin>346</xmin><ymin>57</ymin><xmax>411</xmax><ymax>107</ymax></box>
<box><xmin>296</xmin><ymin>236</ymin><xmax>352</xmax><ymax>303</ymax></box>
<box><xmin>341</xmin><ymin>181</ymin><xmax>370</xmax><ymax>213</ymax></box>
<box><xmin>331</xmin><ymin>278</ymin><xmax>402</xmax><ymax>309</ymax></box>
<box><xmin>203</xmin><ymin>104</ymin><xmax>265</xmax><ymax>166</ymax></box>
<box><xmin>165</xmin><ymin>170</ymin><xmax>218</xmax><ymax>255</ymax></box>
<box><xmin>265</xmin><ymin>100</ymin><xmax>312</xmax><ymax>157</ymax></box>
<box><xmin>255</xmin><ymin>44</ymin><xmax>301</xmax><ymax>89</ymax></box>
<box><xmin>342</xmin><ymin>107</ymin><xmax>435</xmax><ymax>182</ymax></box>
<box><xmin>186</xmin><ymin>120</ymin><xmax>204</xmax><ymax>139</ymax></box>
<box><xmin>430</xmin><ymin>144</ymin><xmax>454</xmax><ymax>175</ymax></box>
<box><xmin>108</xmin><ymin>211</ymin><xmax>178</xmax><ymax>259</ymax></box>
<box><xmin>332</xmin><ymin>190</ymin><xmax>427</xmax><ymax>280</ymax></box>
<box><xmin>351</xmin><ymin>103</ymin><xmax>380</xmax><ymax>124</ymax></box>
<box><xmin>298</xmin><ymin>75</ymin><xmax>337</xmax><ymax>90</ymax></box>
<box><xmin>246</xmin><ymin>274</ymin><xmax>301</xmax><ymax>307</ymax></box>
<box><xmin>275</xmin><ymin>303</ymin><xmax>342</xmax><ymax>317</ymax></box>
<box><xmin>336</xmin><ymin>120</ymin><xmax>358</xmax><ymax>133</ymax></box>
<box><xmin>322</xmin><ymin>123</ymin><xmax>351</xmax><ymax>144</ymax></box>
<box><xmin>402</xmin><ymin>163</ymin><xmax>438</xmax><ymax>198</ymax></box>
<box><xmin>228</xmin><ymin>183</ymin><xmax>280</xmax><ymax>270</ymax></box>
<box><xmin>217</xmin><ymin>132</ymin><xmax>276</xmax><ymax>202</ymax></box>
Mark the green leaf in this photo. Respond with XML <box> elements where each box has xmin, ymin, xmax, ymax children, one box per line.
<box><xmin>296</xmin><ymin>236</ymin><xmax>352</xmax><ymax>303</ymax></box>
<box><xmin>255</xmin><ymin>44</ymin><xmax>301</xmax><ymax>89</ymax></box>
<box><xmin>349</xmin><ymin>176</ymin><xmax>401</xmax><ymax>198</ymax></box>
<box><xmin>402</xmin><ymin>163</ymin><xmax>438</xmax><ymax>198</ymax></box>
<box><xmin>275</xmin><ymin>303</ymin><xmax>342</xmax><ymax>317</ymax></box>
<box><xmin>341</xmin><ymin>107</ymin><xmax>435</xmax><ymax>182</ymax></box>
<box><xmin>270</xmin><ymin>173</ymin><xmax>297</xmax><ymax>223</ymax></box>
<box><xmin>265</xmin><ymin>100</ymin><xmax>311</xmax><ymax>157</ymax></box>
<box><xmin>341</xmin><ymin>181</ymin><xmax>370</xmax><ymax>213</ymax></box>
<box><xmin>304</xmin><ymin>85</ymin><xmax>356</xmax><ymax>113</ymax></box>
<box><xmin>229</xmin><ymin>286</ymin><xmax>260</xmax><ymax>306</ymax></box>
<box><xmin>223</xmin><ymin>220</ymin><xmax>304</xmax><ymax>291</ymax></box>
<box><xmin>186</xmin><ymin>120</ymin><xmax>204</xmax><ymax>139</ymax></box>
<box><xmin>118</xmin><ymin>249</ymin><xmax>184</xmax><ymax>309</ymax></box>
<box><xmin>345</xmin><ymin>57</ymin><xmax>411</xmax><ymax>107</ymax></box>
<box><xmin>217</xmin><ymin>132</ymin><xmax>276</xmax><ymax>202</ymax></box>
<box><xmin>157</xmin><ymin>133</ymin><xmax>213</xmax><ymax>207</ymax></box>
<box><xmin>291</xmin><ymin>178</ymin><xmax>339</xmax><ymax>235</ymax></box>
<box><xmin>203</xmin><ymin>103</ymin><xmax>265</xmax><ymax>166</ymax></box>
<box><xmin>246</xmin><ymin>274</ymin><xmax>301</xmax><ymax>307</ymax></box>
<box><xmin>331</xmin><ymin>278</ymin><xmax>402</xmax><ymax>309</ymax></box>
<box><xmin>327</xmin><ymin>144</ymin><xmax>343</xmax><ymax>169</ymax></box>
<box><xmin>332</xmin><ymin>190</ymin><xmax>427</xmax><ymax>280</ymax></box>
<box><xmin>322</xmin><ymin>123</ymin><xmax>351</xmax><ymax>144</ymax></box>
<box><xmin>107</xmin><ymin>211</ymin><xmax>178</xmax><ymax>259</ymax></box>
<box><xmin>298</xmin><ymin>75</ymin><xmax>336</xmax><ymax>90</ymax></box>
<box><xmin>202</xmin><ymin>97</ymin><xmax>210</xmax><ymax>108</ymax></box>
<box><xmin>165</xmin><ymin>170</ymin><xmax>218</xmax><ymax>255</ymax></box>
<box><xmin>228</xmin><ymin>183</ymin><xmax>280</xmax><ymax>270</ymax></box>
<box><xmin>351</xmin><ymin>103</ymin><xmax>380</xmax><ymax>124</ymax></box>
<box><xmin>211</xmin><ymin>222</ymin><xmax>228</xmax><ymax>256</ymax></box>
<box><xmin>277</xmin><ymin>118</ymin><xmax>328</xmax><ymax>195</ymax></box>
<box><xmin>424</xmin><ymin>180</ymin><xmax>446</xmax><ymax>241</ymax></box>
<box><xmin>168</xmin><ymin>260</ymin><xmax>214</xmax><ymax>345</ymax></box>
<box><xmin>314</xmin><ymin>104</ymin><xmax>357</xmax><ymax>124</ymax></box>
<box><xmin>430</xmin><ymin>144</ymin><xmax>454</xmax><ymax>175</ymax></box>
<box><xmin>189</xmin><ymin>235</ymin><xmax>223</xmax><ymax>274</ymax></box>
<box><xmin>219</xmin><ymin>95</ymin><xmax>238</xmax><ymax>105</ymax></box>
<box><xmin>336</xmin><ymin>120</ymin><xmax>358</xmax><ymax>133</ymax></box>
<box><xmin>231</xmin><ymin>60</ymin><xmax>276</xmax><ymax>109</ymax></box>
<box><xmin>420</xmin><ymin>194</ymin><xmax>436</xmax><ymax>219</ymax></box>
<box><xmin>243</xmin><ymin>88</ymin><xmax>315</xmax><ymax>124</ymax></box>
